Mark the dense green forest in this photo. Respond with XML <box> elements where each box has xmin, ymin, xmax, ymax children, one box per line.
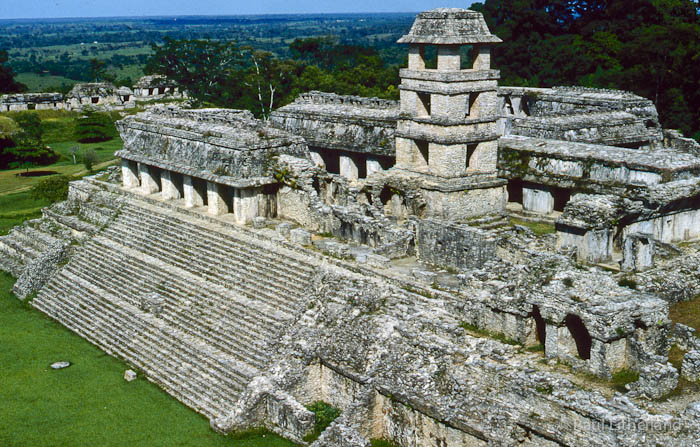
<box><xmin>0</xmin><ymin>2</ymin><xmax>698</xmax><ymax>139</ymax></box>
<box><xmin>472</xmin><ymin>0</ymin><xmax>700</xmax><ymax>139</ymax></box>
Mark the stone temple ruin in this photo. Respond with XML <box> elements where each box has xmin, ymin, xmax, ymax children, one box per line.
<box><xmin>2</xmin><ymin>8</ymin><xmax>700</xmax><ymax>447</ymax></box>
<box><xmin>0</xmin><ymin>75</ymin><xmax>185</xmax><ymax>112</ymax></box>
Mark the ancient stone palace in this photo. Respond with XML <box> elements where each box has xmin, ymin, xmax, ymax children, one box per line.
<box><xmin>2</xmin><ymin>8</ymin><xmax>700</xmax><ymax>447</ymax></box>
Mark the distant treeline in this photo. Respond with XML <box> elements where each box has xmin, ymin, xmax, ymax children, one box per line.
<box><xmin>472</xmin><ymin>0</ymin><xmax>700</xmax><ymax>139</ymax></box>
<box><xmin>1</xmin><ymin>4</ymin><xmax>699</xmax><ymax>139</ymax></box>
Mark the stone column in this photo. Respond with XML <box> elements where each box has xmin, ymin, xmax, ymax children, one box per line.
<box><xmin>233</xmin><ymin>187</ymin><xmax>261</xmax><ymax>225</ymax></box>
<box><xmin>310</xmin><ymin>151</ymin><xmax>326</xmax><ymax>169</ymax></box>
<box><xmin>121</xmin><ymin>160</ymin><xmax>139</xmax><ymax>189</ymax></box>
<box><xmin>366</xmin><ymin>158</ymin><xmax>383</xmax><ymax>176</ymax></box>
<box><xmin>544</xmin><ymin>323</ymin><xmax>559</xmax><ymax>360</ymax></box>
<box><xmin>183</xmin><ymin>175</ymin><xmax>204</xmax><ymax>208</ymax></box>
<box><xmin>161</xmin><ymin>170</ymin><xmax>181</xmax><ymax>200</ymax></box>
<box><xmin>207</xmin><ymin>182</ymin><xmax>227</xmax><ymax>216</ymax></box>
<box><xmin>523</xmin><ymin>185</ymin><xmax>554</xmax><ymax>214</ymax></box>
<box><xmin>339</xmin><ymin>155</ymin><xmax>359</xmax><ymax>181</ymax></box>
<box><xmin>138</xmin><ymin>163</ymin><xmax>159</xmax><ymax>195</ymax></box>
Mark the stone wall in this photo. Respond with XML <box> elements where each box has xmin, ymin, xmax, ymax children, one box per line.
<box><xmin>270</xmin><ymin>91</ymin><xmax>398</xmax><ymax>157</ymax></box>
<box><xmin>416</xmin><ymin>219</ymin><xmax>496</xmax><ymax>270</ymax></box>
<box><xmin>117</xmin><ymin>107</ymin><xmax>310</xmax><ymax>183</ymax></box>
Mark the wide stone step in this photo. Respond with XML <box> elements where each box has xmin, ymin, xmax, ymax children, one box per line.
<box><xmin>122</xmin><ymin>203</ymin><xmax>316</xmax><ymax>276</ymax></box>
<box><xmin>34</xmin><ymin>290</ymin><xmax>231</xmax><ymax>419</ymax></box>
<box><xmin>0</xmin><ymin>234</ymin><xmax>37</xmax><ymax>262</ymax></box>
<box><xmin>20</xmin><ymin>224</ymin><xmax>62</xmax><ymax>247</ymax></box>
<box><xmin>113</xmin><ymin>210</ymin><xmax>314</xmax><ymax>289</ymax></box>
<box><xmin>88</xmin><ymin>234</ymin><xmax>293</xmax><ymax>326</ymax></box>
<box><xmin>66</xmin><ymin>251</ymin><xmax>272</xmax><ymax>369</ymax></box>
<box><xmin>77</xmin><ymin>241</ymin><xmax>283</xmax><ymax>337</ymax></box>
<box><xmin>100</xmin><ymin>225</ymin><xmax>303</xmax><ymax>316</ymax></box>
<box><xmin>43</xmin><ymin>208</ymin><xmax>98</xmax><ymax>233</ymax></box>
<box><xmin>34</xmin><ymin>276</ymin><xmax>248</xmax><ymax>418</ymax></box>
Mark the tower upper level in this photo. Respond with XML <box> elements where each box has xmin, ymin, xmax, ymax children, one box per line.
<box><xmin>397</xmin><ymin>8</ymin><xmax>502</xmax><ymax>45</ymax></box>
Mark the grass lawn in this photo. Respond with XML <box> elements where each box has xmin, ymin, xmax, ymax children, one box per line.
<box><xmin>0</xmin><ymin>190</ymin><xmax>50</xmax><ymax>235</ymax></box>
<box><xmin>14</xmin><ymin>73</ymin><xmax>78</xmax><ymax>92</ymax></box>
<box><xmin>0</xmin><ymin>155</ymin><xmax>119</xmax><ymax>196</ymax></box>
<box><xmin>670</xmin><ymin>296</ymin><xmax>700</xmax><ymax>332</ymax></box>
<box><xmin>510</xmin><ymin>217</ymin><xmax>556</xmax><ymax>236</ymax></box>
<box><xmin>0</xmin><ymin>272</ymin><xmax>296</xmax><ymax>447</ymax></box>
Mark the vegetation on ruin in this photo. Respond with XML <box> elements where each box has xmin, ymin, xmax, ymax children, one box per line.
<box><xmin>0</xmin><ymin>271</ymin><xmax>296</xmax><ymax>447</ymax></box>
<box><xmin>303</xmin><ymin>401</ymin><xmax>342</xmax><ymax>443</ymax></box>
<box><xmin>459</xmin><ymin>321</ymin><xmax>521</xmax><ymax>346</ymax></box>
<box><xmin>669</xmin><ymin>295</ymin><xmax>700</xmax><ymax>332</ymax></box>
<box><xmin>30</xmin><ymin>174</ymin><xmax>71</xmax><ymax>203</ymax></box>
<box><xmin>144</xmin><ymin>36</ymin><xmax>399</xmax><ymax>118</ymax></box>
<box><xmin>611</xmin><ymin>369</ymin><xmax>640</xmax><ymax>393</ymax></box>
<box><xmin>510</xmin><ymin>217</ymin><xmax>556</xmax><ymax>236</ymax></box>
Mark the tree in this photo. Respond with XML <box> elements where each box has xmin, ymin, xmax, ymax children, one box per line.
<box><xmin>82</xmin><ymin>149</ymin><xmax>98</xmax><ymax>172</ymax></box>
<box><xmin>145</xmin><ymin>38</ymin><xmax>248</xmax><ymax>108</ymax></box>
<box><xmin>13</xmin><ymin>112</ymin><xmax>43</xmax><ymax>147</ymax></box>
<box><xmin>74</xmin><ymin>111</ymin><xmax>114</xmax><ymax>143</ymax></box>
<box><xmin>31</xmin><ymin>175</ymin><xmax>71</xmax><ymax>203</ymax></box>
<box><xmin>471</xmin><ymin>0</ymin><xmax>700</xmax><ymax>138</ymax></box>
<box><xmin>0</xmin><ymin>50</ymin><xmax>26</xmax><ymax>94</ymax></box>
<box><xmin>88</xmin><ymin>58</ymin><xmax>107</xmax><ymax>82</ymax></box>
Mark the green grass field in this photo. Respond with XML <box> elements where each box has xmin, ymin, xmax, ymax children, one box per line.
<box><xmin>0</xmin><ymin>190</ymin><xmax>49</xmax><ymax>235</ymax></box>
<box><xmin>0</xmin><ymin>272</ymin><xmax>296</xmax><ymax>447</ymax></box>
<box><xmin>0</xmin><ymin>110</ymin><xmax>123</xmax><ymax>196</ymax></box>
<box><xmin>14</xmin><ymin>73</ymin><xmax>78</xmax><ymax>92</ymax></box>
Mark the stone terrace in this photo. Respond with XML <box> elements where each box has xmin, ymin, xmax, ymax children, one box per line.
<box><xmin>31</xmin><ymin>190</ymin><xmax>318</xmax><ymax>420</ymax></box>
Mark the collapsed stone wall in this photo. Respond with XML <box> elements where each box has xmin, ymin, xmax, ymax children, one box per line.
<box><xmin>217</xmin><ymin>266</ymin><xmax>698</xmax><ymax>446</ymax></box>
<box><xmin>269</xmin><ymin>91</ymin><xmax>398</xmax><ymax>158</ymax></box>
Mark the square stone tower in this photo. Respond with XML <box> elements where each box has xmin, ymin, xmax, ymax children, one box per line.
<box><xmin>395</xmin><ymin>8</ymin><xmax>507</xmax><ymax>220</ymax></box>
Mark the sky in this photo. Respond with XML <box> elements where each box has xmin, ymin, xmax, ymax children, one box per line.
<box><xmin>0</xmin><ymin>1</ymin><xmax>477</xmax><ymax>20</ymax></box>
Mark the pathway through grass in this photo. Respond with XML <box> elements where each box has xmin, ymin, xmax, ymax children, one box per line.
<box><xmin>0</xmin><ymin>272</ymin><xmax>295</xmax><ymax>447</ymax></box>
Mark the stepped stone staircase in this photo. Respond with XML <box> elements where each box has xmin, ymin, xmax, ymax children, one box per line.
<box><xmin>31</xmin><ymin>194</ymin><xmax>318</xmax><ymax>421</ymax></box>
<box><xmin>0</xmin><ymin>194</ymin><xmax>108</xmax><ymax>277</ymax></box>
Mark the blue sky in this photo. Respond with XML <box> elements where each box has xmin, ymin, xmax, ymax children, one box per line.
<box><xmin>1</xmin><ymin>1</ymin><xmax>477</xmax><ymax>20</ymax></box>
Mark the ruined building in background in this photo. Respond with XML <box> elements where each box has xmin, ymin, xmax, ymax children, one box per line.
<box><xmin>0</xmin><ymin>75</ymin><xmax>186</xmax><ymax>112</ymax></box>
<box><xmin>2</xmin><ymin>8</ymin><xmax>700</xmax><ymax>447</ymax></box>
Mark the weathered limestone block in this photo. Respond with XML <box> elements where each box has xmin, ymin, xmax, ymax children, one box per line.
<box><xmin>213</xmin><ymin>376</ymin><xmax>314</xmax><ymax>443</ymax></box>
<box><xmin>290</xmin><ymin>228</ymin><xmax>312</xmax><ymax>246</ymax></box>
<box><xmin>207</xmin><ymin>182</ymin><xmax>228</xmax><ymax>216</ymax></box>
<box><xmin>138</xmin><ymin>163</ymin><xmax>159</xmax><ymax>194</ymax></box>
<box><xmin>411</xmin><ymin>268</ymin><xmax>437</xmax><ymax>284</ymax></box>
<box><xmin>672</xmin><ymin>324</ymin><xmax>700</xmax><ymax>352</ymax></box>
<box><xmin>161</xmin><ymin>170</ymin><xmax>181</xmax><ymax>200</ymax></box>
<box><xmin>523</xmin><ymin>185</ymin><xmax>554</xmax><ymax>214</ymax></box>
<box><xmin>124</xmin><ymin>370</ymin><xmax>137</xmax><ymax>382</ymax></box>
<box><xmin>252</xmin><ymin>216</ymin><xmax>266</xmax><ymax>229</ymax></box>
<box><xmin>13</xmin><ymin>242</ymin><xmax>71</xmax><ymax>300</ymax></box>
<box><xmin>366</xmin><ymin>158</ymin><xmax>383</xmax><ymax>176</ymax></box>
<box><xmin>121</xmin><ymin>160</ymin><xmax>139</xmax><ymax>188</ymax></box>
<box><xmin>310</xmin><ymin>151</ymin><xmax>326</xmax><ymax>168</ymax></box>
<box><xmin>233</xmin><ymin>187</ymin><xmax>261</xmax><ymax>225</ymax></box>
<box><xmin>140</xmin><ymin>292</ymin><xmax>164</xmax><ymax>317</ymax></box>
<box><xmin>632</xmin><ymin>362</ymin><xmax>678</xmax><ymax>399</ymax></box>
<box><xmin>276</xmin><ymin>222</ymin><xmax>292</xmax><ymax>237</ymax></box>
<box><xmin>420</xmin><ymin>184</ymin><xmax>507</xmax><ymax>221</ymax></box>
<box><xmin>682</xmin><ymin>350</ymin><xmax>700</xmax><ymax>382</ymax></box>
<box><xmin>416</xmin><ymin>219</ymin><xmax>496</xmax><ymax>270</ymax></box>
<box><xmin>339</xmin><ymin>155</ymin><xmax>359</xmax><ymax>181</ymax></box>
<box><xmin>429</xmin><ymin>143</ymin><xmax>467</xmax><ymax>177</ymax></box>
<box><xmin>183</xmin><ymin>175</ymin><xmax>205</xmax><ymax>208</ymax></box>
<box><xmin>620</xmin><ymin>233</ymin><xmax>655</xmax><ymax>272</ymax></box>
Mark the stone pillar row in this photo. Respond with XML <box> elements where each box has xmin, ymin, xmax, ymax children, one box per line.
<box><xmin>121</xmin><ymin>163</ymin><xmax>267</xmax><ymax>224</ymax></box>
